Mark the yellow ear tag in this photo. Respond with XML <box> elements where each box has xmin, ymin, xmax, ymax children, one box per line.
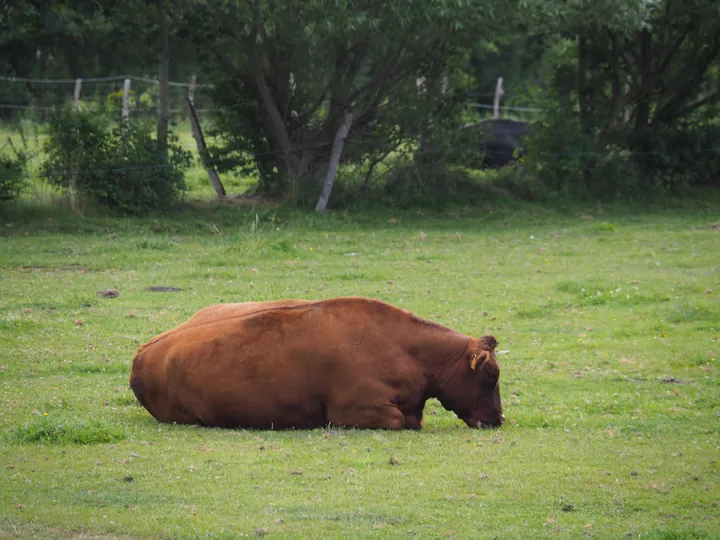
<box><xmin>470</xmin><ymin>353</ymin><xmax>482</xmax><ymax>370</ymax></box>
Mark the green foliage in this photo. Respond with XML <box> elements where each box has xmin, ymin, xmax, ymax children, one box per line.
<box><xmin>0</xmin><ymin>123</ymin><xmax>37</xmax><ymax>203</ymax></box>
<box><xmin>381</xmin><ymin>164</ymin><xmax>489</xmax><ymax>209</ymax></box>
<box><xmin>190</xmin><ymin>0</ymin><xmax>503</xmax><ymax>202</ymax></box>
<box><xmin>41</xmin><ymin>107</ymin><xmax>191</xmax><ymax>214</ymax></box>
<box><xmin>517</xmin><ymin>0</ymin><xmax>650</xmax><ymax>34</ymax></box>
<box><xmin>8</xmin><ymin>417</ymin><xmax>126</xmax><ymax>445</ymax></box>
<box><xmin>522</xmin><ymin>111</ymin><xmax>642</xmax><ymax>199</ymax></box>
<box><xmin>483</xmin><ymin>167</ymin><xmax>549</xmax><ymax>201</ymax></box>
<box><xmin>505</xmin><ymin>0</ymin><xmax>720</xmax><ymax>199</ymax></box>
<box><xmin>0</xmin><ymin>153</ymin><xmax>27</xmax><ymax>203</ymax></box>
<box><xmin>630</xmin><ymin>117</ymin><xmax>720</xmax><ymax>189</ymax></box>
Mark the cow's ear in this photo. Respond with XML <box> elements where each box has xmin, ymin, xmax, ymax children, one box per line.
<box><xmin>469</xmin><ymin>351</ymin><xmax>489</xmax><ymax>371</ymax></box>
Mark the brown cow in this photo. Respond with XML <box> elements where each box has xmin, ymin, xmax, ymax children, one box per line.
<box><xmin>129</xmin><ymin>297</ymin><xmax>503</xmax><ymax>430</ymax></box>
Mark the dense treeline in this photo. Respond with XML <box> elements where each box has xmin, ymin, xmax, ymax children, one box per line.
<box><xmin>1</xmin><ymin>0</ymin><xmax>718</xmax><ymax>211</ymax></box>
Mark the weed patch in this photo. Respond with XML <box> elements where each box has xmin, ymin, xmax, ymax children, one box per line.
<box><xmin>555</xmin><ymin>279</ymin><xmax>659</xmax><ymax>306</ymax></box>
<box><xmin>663</xmin><ymin>301</ymin><xmax>719</xmax><ymax>324</ymax></box>
<box><xmin>56</xmin><ymin>362</ymin><xmax>129</xmax><ymax>376</ymax></box>
<box><xmin>7</xmin><ymin>417</ymin><xmax>126</xmax><ymax>445</ymax></box>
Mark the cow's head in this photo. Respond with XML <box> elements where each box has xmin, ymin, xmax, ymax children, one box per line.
<box><xmin>439</xmin><ymin>334</ymin><xmax>504</xmax><ymax>429</ymax></box>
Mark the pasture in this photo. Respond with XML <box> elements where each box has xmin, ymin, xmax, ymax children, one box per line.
<box><xmin>1</xmin><ymin>197</ymin><xmax>719</xmax><ymax>539</ymax></box>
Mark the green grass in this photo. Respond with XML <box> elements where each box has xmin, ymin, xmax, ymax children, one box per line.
<box><xmin>8</xmin><ymin>417</ymin><xmax>126</xmax><ymax>445</ymax></box>
<box><xmin>1</xmin><ymin>195</ymin><xmax>719</xmax><ymax>538</ymax></box>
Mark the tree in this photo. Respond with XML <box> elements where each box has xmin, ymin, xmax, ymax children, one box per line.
<box><xmin>181</xmin><ymin>0</ymin><xmax>507</xmax><ymax>205</ymax></box>
<box><xmin>519</xmin><ymin>0</ymin><xmax>720</xmax><ymax>193</ymax></box>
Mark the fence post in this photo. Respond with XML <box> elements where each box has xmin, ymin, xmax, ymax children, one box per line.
<box><xmin>493</xmin><ymin>77</ymin><xmax>504</xmax><ymax>119</ymax></box>
<box><xmin>73</xmin><ymin>78</ymin><xmax>82</xmax><ymax>109</ymax></box>
<box><xmin>121</xmin><ymin>78</ymin><xmax>131</xmax><ymax>122</ymax></box>
<box><xmin>188</xmin><ymin>75</ymin><xmax>197</xmax><ymax>104</ymax></box>
<box><xmin>187</xmin><ymin>95</ymin><xmax>227</xmax><ymax>199</ymax></box>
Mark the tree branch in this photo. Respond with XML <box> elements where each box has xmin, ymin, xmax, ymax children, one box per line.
<box><xmin>245</xmin><ymin>0</ymin><xmax>295</xmax><ymax>168</ymax></box>
<box><xmin>607</xmin><ymin>30</ymin><xmax>638</xmax><ymax>80</ymax></box>
<box><xmin>654</xmin><ymin>38</ymin><xmax>720</xmax><ymax>124</ymax></box>
<box><xmin>653</xmin><ymin>28</ymin><xmax>689</xmax><ymax>78</ymax></box>
<box><xmin>679</xmin><ymin>86</ymin><xmax>720</xmax><ymax>117</ymax></box>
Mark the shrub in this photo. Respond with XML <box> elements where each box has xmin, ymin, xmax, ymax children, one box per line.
<box><xmin>0</xmin><ymin>126</ymin><xmax>33</xmax><ymax>204</ymax></box>
<box><xmin>382</xmin><ymin>163</ymin><xmax>491</xmax><ymax>209</ymax></box>
<box><xmin>521</xmin><ymin>112</ymin><xmax>642</xmax><ymax>200</ymax></box>
<box><xmin>630</xmin><ymin>120</ymin><xmax>720</xmax><ymax>189</ymax></box>
<box><xmin>41</xmin><ymin>107</ymin><xmax>191</xmax><ymax>214</ymax></box>
<box><xmin>0</xmin><ymin>154</ymin><xmax>27</xmax><ymax>203</ymax></box>
<box><xmin>485</xmin><ymin>167</ymin><xmax>549</xmax><ymax>202</ymax></box>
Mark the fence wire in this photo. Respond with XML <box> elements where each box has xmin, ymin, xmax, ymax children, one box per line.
<box><xmin>0</xmin><ymin>76</ymin><xmax>215</xmax><ymax>123</ymax></box>
<box><xmin>1</xmin><ymin>75</ymin><xmax>719</xmax><ymax>183</ymax></box>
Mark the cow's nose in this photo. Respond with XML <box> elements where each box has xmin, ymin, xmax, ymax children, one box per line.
<box><xmin>477</xmin><ymin>417</ymin><xmax>503</xmax><ymax>429</ymax></box>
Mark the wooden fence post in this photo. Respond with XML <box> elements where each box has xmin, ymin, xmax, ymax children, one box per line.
<box><xmin>73</xmin><ymin>78</ymin><xmax>82</xmax><ymax>109</ymax></box>
<box><xmin>187</xmin><ymin>95</ymin><xmax>227</xmax><ymax>198</ymax></box>
<box><xmin>493</xmin><ymin>77</ymin><xmax>504</xmax><ymax>119</ymax></box>
<box><xmin>121</xmin><ymin>78</ymin><xmax>131</xmax><ymax>122</ymax></box>
<box><xmin>188</xmin><ymin>75</ymin><xmax>197</xmax><ymax>104</ymax></box>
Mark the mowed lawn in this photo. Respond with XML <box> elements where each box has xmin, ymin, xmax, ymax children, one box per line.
<box><xmin>0</xmin><ymin>198</ymin><xmax>718</xmax><ymax>539</ymax></box>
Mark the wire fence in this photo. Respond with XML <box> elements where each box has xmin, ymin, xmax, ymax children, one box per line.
<box><xmin>0</xmin><ymin>75</ymin><xmax>216</xmax><ymax>122</ymax></box>
<box><xmin>3</xmin><ymin>136</ymin><xmax>720</xmax><ymax>183</ymax></box>
<box><xmin>1</xmin><ymin>74</ymin><xmax>718</xmax><ymax>183</ymax></box>
<box><xmin>0</xmin><ymin>74</ymin><xmax>541</xmax><ymax>119</ymax></box>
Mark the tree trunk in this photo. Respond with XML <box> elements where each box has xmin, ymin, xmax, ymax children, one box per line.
<box><xmin>157</xmin><ymin>0</ymin><xmax>170</xmax><ymax>165</ymax></box>
<box><xmin>577</xmin><ymin>36</ymin><xmax>589</xmax><ymax>133</ymax></box>
<box><xmin>634</xmin><ymin>29</ymin><xmax>651</xmax><ymax>134</ymax></box>
<box><xmin>316</xmin><ymin>111</ymin><xmax>354</xmax><ymax>212</ymax></box>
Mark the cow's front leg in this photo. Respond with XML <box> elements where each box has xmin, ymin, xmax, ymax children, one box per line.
<box><xmin>327</xmin><ymin>402</ymin><xmax>406</xmax><ymax>430</ymax></box>
<box><xmin>401</xmin><ymin>404</ymin><xmax>425</xmax><ymax>430</ymax></box>
<box><xmin>403</xmin><ymin>414</ymin><xmax>423</xmax><ymax>430</ymax></box>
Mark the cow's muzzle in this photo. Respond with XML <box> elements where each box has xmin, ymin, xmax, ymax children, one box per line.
<box><xmin>475</xmin><ymin>413</ymin><xmax>505</xmax><ymax>429</ymax></box>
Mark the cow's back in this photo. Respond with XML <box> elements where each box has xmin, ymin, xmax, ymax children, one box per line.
<box><xmin>129</xmin><ymin>298</ymin><xmax>410</xmax><ymax>428</ymax></box>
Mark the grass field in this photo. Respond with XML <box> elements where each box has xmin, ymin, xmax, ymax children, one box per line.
<box><xmin>1</xmin><ymin>195</ymin><xmax>719</xmax><ymax>539</ymax></box>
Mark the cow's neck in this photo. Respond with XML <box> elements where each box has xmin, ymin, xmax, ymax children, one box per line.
<box><xmin>401</xmin><ymin>320</ymin><xmax>470</xmax><ymax>397</ymax></box>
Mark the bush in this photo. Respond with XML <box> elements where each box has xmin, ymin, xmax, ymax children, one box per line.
<box><xmin>521</xmin><ymin>112</ymin><xmax>643</xmax><ymax>200</ymax></box>
<box><xmin>0</xmin><ymin>154</ymin><xmax>27</xmax><ymax>204</ymax></box>
<box><xmin>630</xmin><ymin>120</ymin><xmax>720</xmax><ymax>189</ymax></box>
<box><xmin>520</xmin><ymin>92</ymin><xmax>720</xmax><ymax>199</ymax></box>
<box><xmin>484</xmin><ymin>167</ymin><xmax>549</xmax><ymax>202</ymax></box>
<box><xmin>0</xmin><ymin>126</ymin><xmax>34</xmax><ymax>204</ymax></box>
<box><xmin>42</xmin><ymin>107</ymin><xmax>191</xmax><ymax>214</ymax></box>
<box><xmin>382</xmin><ymin>163</ymin><xmax>493</xmax><ymax>209</ymax></box>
